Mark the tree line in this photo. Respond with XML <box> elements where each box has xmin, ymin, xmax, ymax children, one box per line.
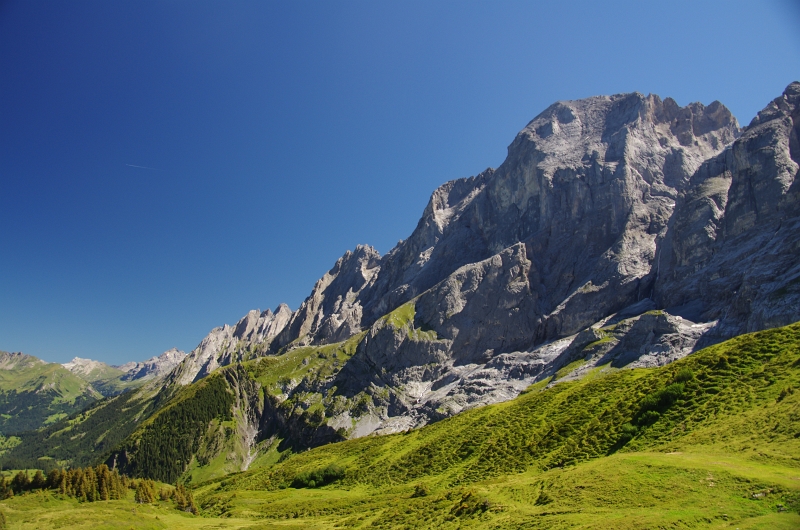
<box><xmin>0</xmin><ymin>465</ymin><xmax>196</xmax><ymax>513</ymax></box>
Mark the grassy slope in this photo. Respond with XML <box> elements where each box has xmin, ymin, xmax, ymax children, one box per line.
<box><xmin>181</xmin><ymin>332</ymin><xmax>367</xmax><ymax>484</ymax></box>
<box><xmin>0</xmin><ymin>354</ymin><xmax>101</xmax><ymax>435</ymax></box>
<box><xmin>188</xmin><ymin>321</ymin><xmax>800</xmax><ymax>529</ymax></box>
<box><xmin>0</xmin><ymin>382</ymin><xmax>168</xmax><ymax>471</ymax></box>
<box><xmin>1</xmin><ymin>323</ymin><xmax>798</xmax><ymax>528</ymax></box>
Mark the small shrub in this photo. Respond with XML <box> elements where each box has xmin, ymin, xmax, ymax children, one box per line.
<box><xmin>638</xmin><ymin>410</ymin><xmax>661</xmax><ymax>426</ymax></box>
<box><xmin>291</xmin><ymin>464</ymin><xmax>346</xmax><ymax>488</ymax></box>
<box><xmin>619</xmin><ymin>423</ymin><xmax>638</xmax><ymax>443</ymax></box>
<box><xmin>777</xmin><ymin>386</ymin><xmax>795</xmax><ymax>402</ymax></box>
<box><xmin>412</xmin><ymin>483</ymin><xmax>430</xmax><ymax>497</ymax></box>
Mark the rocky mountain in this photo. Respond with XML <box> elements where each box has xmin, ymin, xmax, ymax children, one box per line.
<box><xmin>116</xmin><ymin>347</ymin><xmax>187</xmax><ymax>381</ymax></box>
<box><xmin>7</xmin><ymin>84</ymin><xmax>798</xmax><ymax>483</ymax></box>
<box><xmin>62</xmin><ymin>356</ymin><xmax>124</xmax><ymax>382</ymax></box>
<box><xmin>170</xmin><ymin>305</ymin><xmax>292</xmax><ymax>385</ymax></box>
<box><xmin>159</xmin><ymin>83</ymin><xmax>797</xmax><ymax>437</ymax></box>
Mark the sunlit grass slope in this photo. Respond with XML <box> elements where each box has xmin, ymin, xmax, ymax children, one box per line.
<box><xmin>0</xmin><ymin>322</ymin><xmax>798</xmax><ymax>529</ymax></box>
<box><xmin>191</xmin><ymin>322</ymin><xmax>800</xmax><ymax>528</ymax></box>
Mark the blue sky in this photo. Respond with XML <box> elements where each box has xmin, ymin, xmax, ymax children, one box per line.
<box><xmin>1</xmin><ymin>1</ymin><xmax>799</xmax><ymax>365</ymax></box>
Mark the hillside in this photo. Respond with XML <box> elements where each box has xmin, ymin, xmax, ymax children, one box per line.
<box><xmin>0</xmin><ymin>321</ymin><xmax>798</xmax><ymax>529</ymax></box>
<box><xmin>0</xmin><ymin>351</ymin><xmax>100</xmax><ymax>435</ymax></box>
<box><xmin>0</xmin><ymin>348</ymin><xmax>187</xmax><ymax>450</ymax></box>
<box><xmin>176</xmin><ymin>322</ymin><xmax>800</xmax><ymax>529</ymax></box>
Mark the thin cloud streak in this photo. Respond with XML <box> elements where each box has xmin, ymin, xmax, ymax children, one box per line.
<box><xmin>125</xmin><ymin>163</ymin><xmax>161</xmax><ymax>171</ymax></box>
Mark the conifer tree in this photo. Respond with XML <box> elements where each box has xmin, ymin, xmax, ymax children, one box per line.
<box><xmin>58</xmin><ymin>471</ymin><xmax>67</xmax><ymax>496</ymax></box>
<box><xmin>134</xmin><ymin>479</ymin><xmax>155</xmax><ymax>504</ymax></box>
<box><xmin>85</xmin><ymin>466</ymin><xmax>97</xmax><ymax>502</ymax></box>
<box><xmin>0</xmin><ymin>476</ymin><xmax>10</xmax><ymax>500</ymax></box>
<box><xmin>175</xmin><ymin>483</ymin><xmax>198</xmax><ymax>514</ymax></box>
<box><xmin>10</xmin><ymin>471</ymin><xmax>29</xmax><ymax>494</ymax></box>
<box><xmin>31</xmin><ymin>469</ymin><xmax>46</xmax><ymax>490</ymax></box>
<box><xmin>46</xmin><ymin>468</ymin><xmax>61</xmax><ymax>489</ymax></box>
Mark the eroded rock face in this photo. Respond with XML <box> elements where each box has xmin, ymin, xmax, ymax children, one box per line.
<box><xmin>272</xmin><ymin>246</ymin><xmax>381</xmax><ymax>349</ymax></box>
<box><xmin>172</xmin><ymin>304</ymin><xmax>292</xmax><ymax>385</ymax></box>
<box><xmin>271</xmin><ymin>91</ymin><xmax>740</xmax><ymax>352</ymax></box>
<box><xmin>654</xmin><ymin>82</ymin><xmax>800</xmax><ymax>338</ymax></box>
<box><xmin>117</xmin><ymin>348</ymin><xmax>187</xmax><ymax>381</ymax></box>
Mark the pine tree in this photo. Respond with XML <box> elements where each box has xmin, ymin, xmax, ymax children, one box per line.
<box><xmin>96</xmin><ymin>464</ymin><xmax>111</xmax><ymax>501</ymax></box>
<box><xmin>0</xmin><ymin>476</ymin><xmax>10</xmax><ymax>500</ymax></box>
<box><xmin>31</xmin><ymin>469</ymin><xmax>46</xmax><ymax>490</ymax></box>
<box><xmin>46</xmin><ymin>468</ymin><xmax>61</xmax><ymax>489</ymax></box>
<box><xmin>134</xmin><ymin>479</ymin><xmax>155</xmax><ymax>504</ymax></box>
<box><xmin>174</xmin><ymin>483</ymin><xmax>198</xmax><ymax>514</ymax></box>
<box><xmin>58</xmin><ymin>471</ymin><xmax>67</xmax><ymax>496</ymax></box>
<box><xmin>85</xmin><ymin>466</ymin><xmax>97</xmax><ymax>502</ymax></box>
<box><xmin>174</xmin><ymin>483</ymin><xmax>186</xmax><ymax>510</ymax></box>
<box><xmin>10</xmin><ymin>471</ymin><xmax>30</xmax><ymax>494</ymax></box>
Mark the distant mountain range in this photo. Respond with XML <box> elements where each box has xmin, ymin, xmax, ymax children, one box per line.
<box><xmin>2</xmin><ymin>82</ymin><xmax>798</xmax><ymax>489</ymax></box>
<box><xmin>0</xmin><ymin>348</ymin><xmax>185</xmax><ymax>436</ymax></box>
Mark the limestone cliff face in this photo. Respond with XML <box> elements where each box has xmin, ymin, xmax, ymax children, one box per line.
<box><xmin>273</xmin><ymin>90</ymin><xmax>742</xmax><ymax>352</ymax></box>
<box><xmin>654</xmin><ymin>82</ymin><xmax>800</xmax><ymax>337</ymax></box>
<box><xmin>172</xmin><ymin>304</ymin><xmax>292</xmax><ymax>385</ymax></box>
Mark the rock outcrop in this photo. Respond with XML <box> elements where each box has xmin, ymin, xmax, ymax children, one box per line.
<box><xmin>172</xmin><ymin>304</ymin><xmax>292</xmax><ymax>385</ymax></box>
<box><xmin>116</xmin><ymin>348</ymin><xmax>187</xmax><ymax>381</ymax></box>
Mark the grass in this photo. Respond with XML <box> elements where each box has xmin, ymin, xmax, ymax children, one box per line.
<box><xmin>247</xmin><ymin>332</ymin><xmax>366</xmax><ymax>396</ymax></box>
<box><xmin>554</xmin><ymin>359</ymin><xmax>587</xmax><ymax>380</ymax></box>
<box><xmin>3</xmin><ymin>322</ymin><xmax>800</xmax><ymax>528</ymax></box>
<box><xmin>381</xmin><ymin>301</ymin><xmax>438</xmax><ymax>341</ymax></box>
<box><xmin>189</xmin><ymin>321</ymin><xmax>800</xmax><ymax>528</ymax></box>
<box><xmin>0</xmin><ymin>488</ymin><xmax>265</xmax><ymax>529</ymax></box>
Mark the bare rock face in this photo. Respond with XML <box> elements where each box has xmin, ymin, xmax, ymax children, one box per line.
<box><xmin>172</xmin><ymin>304</ymin><xmax>292</xmax><ymax>385</ymax></box>
<box><xmin>655</xmin><ymin>82</ymin><xmax>800</xmax><ymax>337</ymax></box>
<box><xmin>272</xmin><ymin>246</ymin><xmax>381</xmax><ymax>349</ymax></box>
<box><xmin>117</xmin><ymin>348</ymin><xmax>187</xmax><ymax>381</ymax></box>
<box><xmin>271</xmin><ymin>91</ymin><xmax>740</xmax><ymax>352</ymax></box>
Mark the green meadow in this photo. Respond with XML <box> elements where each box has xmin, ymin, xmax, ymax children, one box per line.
<box><xmin>1</xmin><ymin>323</ymin><xmax>799</xmax><ymax>528</ymax></box>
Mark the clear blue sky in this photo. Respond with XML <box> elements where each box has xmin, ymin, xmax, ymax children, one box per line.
<box><xmin>1</xmin><ymin>1</ymin><xmax>798</xmax><ymax>365</ymax></box>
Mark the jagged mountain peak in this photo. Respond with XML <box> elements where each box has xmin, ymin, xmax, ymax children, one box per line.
<box><xmin>152</xmin><ymin>85</ymin><xmax>798</xmax><ymax>451</ymax></box>
<box><xmin>172</xmin><ymin>305</ymin><xmax>292</xmax><ymax>385</ymax></box>
<box><xmin>62</xmin><ymin>356</ymin><xmax>113</xmax><ymax>378</ymax></box>
<box><xmin>116</xmin><ymin>348</ymin><xmax>187</xmax><ymax>382</ymax></box>
<box><xmin>747</xmin><ymin>80</ymin><xmax>800</xmax><ymax>128</ymax></box>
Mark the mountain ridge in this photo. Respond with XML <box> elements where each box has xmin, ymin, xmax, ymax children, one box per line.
<box><xmin>4</xmin><ymin>84</ymin><xmax>797</xmax><ymax>487</ymax></box>
<box><xmin>150</xmin><ymin>83</ymin><xmax>797</xmax><ymax>440</ymax></box>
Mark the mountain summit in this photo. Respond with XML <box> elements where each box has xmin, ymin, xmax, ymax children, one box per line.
<box><xmin>158</xmin><ymin>85</ymin><xmax>797</xmax><ymax>440</ymax></box>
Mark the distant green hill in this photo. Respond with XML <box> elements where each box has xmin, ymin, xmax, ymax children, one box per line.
<box><xmin>0</xmin><ymin>351</ymin><xmax>100</xmax><ymax>435</ymax></box>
